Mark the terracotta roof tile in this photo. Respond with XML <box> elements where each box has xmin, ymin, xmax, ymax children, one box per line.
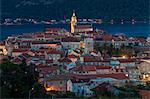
<box><xmin>45</xmin><ymin>28</ymin><xmax>62</xmax><ymax>33</ymax></box>
<box><xmin>91</xmin><ymin>82</ymin><xmax>111</xmax><ymax>91</ymax></box>
<box><xmin>12</xmin><ymin>49</ymin><xmax>28</xmax><ymax>53</ymax></box>
<box><xmin>96</xmin><ymin>66</ymin><xmax>112</xmax><ymax>69</ymax></box>
<box><xmin>72</xmin><ymin>73</ymin><xmax>128</xmax><ymax>80</ymax></box>
<box><xmin>37</xmin><ymin>66</ymin><xmax>58</xmax><ymax>74</ymax></box>
<box><xmin>139</xmin><ymin>90</ymin><xmax>150</xmax><ymax>98</ymax></box>
<box><xmin>47</xmin><ymin>50</ymin><xmax>64</xmax><ymax>55</ymax></box>
<box><xmin>58</xmin><ymin>57</ymin><xmax>72</xmax><ymax>63</ymax></box>
<box><xmin>0</xmin><ymin>41</ymin><xmax>5</xmax><ymax>46</ymax></box>
<box><xmin>84</xmin><ymin>56</ymin><xmax>102</xmax><ymax>62</ymax></box>
<box><xmin>75</xmin><ymin>25</ymin><xmax>93</xmax><ymax>29</ymax></box>
<box><xmin>18</xmin><ymin>45</ymin><xmax>31</xmax><ymax>49</ymax></box>
<box><xmin>45</xmin><ymin>74</ymin><xmax>72</xmax><ymax>81</ymax></box>
<box><xmin>68</xmin><ymin>54</ymin><xmax>79</xmax><ymax>58</ymax></box>
<box><xmin>62</xmin><ymin>37</ymin><xmax>82</xmax><ymax>42</ymax></box>
<box><xmin>74</xmin><ymin>65</ymin><xmax>96</xmax><ymax>71</ymax></box>
<box><xmin>119</xmin><ymin>59</ymin><xmax>136</xmax><ymax>63</ymax></box>
<box><xmin>46</xmin><ymin>60</ymin><xmax>53</xmax><ymax>64</ymax></box>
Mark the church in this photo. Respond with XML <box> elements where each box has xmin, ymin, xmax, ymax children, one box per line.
<box><xmin>70</xmin><ymin>11</ymin><xmax>93</xmax><ymax>33</ymax></box>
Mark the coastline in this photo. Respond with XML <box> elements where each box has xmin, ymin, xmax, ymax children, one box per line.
<box><xmin>0</xmin><ymin>23</ymin><xmax>150</xmax><ymax>41</ymax></box>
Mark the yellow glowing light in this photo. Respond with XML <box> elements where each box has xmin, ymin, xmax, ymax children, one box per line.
<box><xmin>142</xmin><ymin>74</ymin><xmax>150</xmax><ymax>81</ymax></box>
<box><xmin>122</xmin><ymin>55</ymin><xmax>126</xmax><ymax>59</ymax></box>
<box><xmin>47</xmin><ymin>44</ymin><xmax>58</xmax><ymax>47</ymax></box>
<box><xmin>45</xmin><ymin>86</ymin><xmax>54</xmax><ymax>91</ymax></box>
<box><xmin>71</xmin><ymin>11</ymin><xmax>77</xmax><ymax>33</ymax></box>
<box><xmin>145</xmin><ymin>74</ymin><xmax>149</xmax><ymax>78</ymax></box>
<box><xmin>80</xmin><ymin>41</ymin><xmax>85</xmax><ymax>48</ymax></box>
<box><xmin>44</xmin><ymin>83</ymin><xmax>55</xmax><ymax>91</ymax></box>
<box><xmin>31</xmin><ymin>88</ymin><xmax>34</xmax><ymax>90</ymax></box>
<box><xmin>143</xmin><ymin>75</ymin><xmax>146</xmax><ymax>79</ymax></box>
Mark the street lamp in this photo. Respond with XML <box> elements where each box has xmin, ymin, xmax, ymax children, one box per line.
<box><xmin>29</xmin><ymin>87</ymin><xmax>34</xmax><ymax>99</ymax></box>
<box><xmin>122</xmin><ymin>55</ymin><xmax>126</xmax><ymax>59</ymax></box>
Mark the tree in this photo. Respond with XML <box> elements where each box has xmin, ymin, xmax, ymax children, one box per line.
<box><xmin>0</xmin><ymin>60</ymin><xmax>37</xmax><ymax>98</ymax></box>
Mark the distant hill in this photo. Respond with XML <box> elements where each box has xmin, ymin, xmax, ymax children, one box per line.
<box><xmin>1</xmin><ymin>0</ymin><xmax>150</xmax><ymax>20</ymax></box>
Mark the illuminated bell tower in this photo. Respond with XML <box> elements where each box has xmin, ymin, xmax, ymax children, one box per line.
<box><xmin>71</xmin><ymin>11</ymin><xmax>77</xmax><ymax>33</ymax></box>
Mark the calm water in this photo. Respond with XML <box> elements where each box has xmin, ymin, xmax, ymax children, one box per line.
<box><xmin>0</xmin><ymin>23</ymin><xmax>150</xmax><ymax>41</ymax></box>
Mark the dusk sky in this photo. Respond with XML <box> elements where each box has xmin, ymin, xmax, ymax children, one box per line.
<box><xmin>1</xmin><ymin>0</ymin><xmax>149</xmax><ymax>19</ymax></box>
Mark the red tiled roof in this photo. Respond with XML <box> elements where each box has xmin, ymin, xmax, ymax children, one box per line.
<box><xmin>99</xmin><ymin>73</ymin><xmax>128</xmax><ymax>79</ymax></box>
<box><xmin>62</xmin><ymin>37</ymin><xmax>82</xmax><ymax>42</ymax></box>
<box><xmin>75</xmin><ymin>25</ymin><xmax>93</xmax><ymax>29</ymax></box>
<box><xmin>21</xmin><ymin>40</ymin><xmax>33</xmax><ymax>43</ymax></box>
<box><xmin>58</xmin><ymin>57</ymin><xmax>72</xmax><ymax>63</ymax></box>
<box><xmin>11</xmin><ymin>57</ymin><xmax>22</xmax><ymax>64</ymax></box>
<box><xmin>91</xmin><ymin>82</ymin><xmax>111</xmax><ymax>91</ymax></box>
<box><xmin>46</xmin><ymin>60</ymin><xmax>53</xmax><ymax>64</ymax></box>
<box><xmin>139</xmin><ymin>90</ymin><xmax>150</xmax><ymax>99</ymax></box>
<box><xmin>36</xmin><ymin>64</ymin><xmax>45</xmax><ymax>67</ymax></box>
<box><xmin>39</xmin><ymin>48</ymin><xmax>49</xmax><ymax>51</ymax></box>
<box><xmin>33</xmin><ymin>32</ymin><xmax>45</xmax><ymax>35</ymax></box>
<box><xmin>34</xmin><ymin>35</ymin><xmax>45</xmax><ymax>38</ymax></box>
<box><xmin>20</xmin><ymin>34</ymin><xmax>33</xmax><ymax>38</ymax></box>
<box><xmin>68</xmin><ymin>54</ymin><xmax>79</xmax><ymax>58</ymax></box>
<box><xmin>32</xmin><ymin>41</ymin><xmax>48</xmax><ymax>44</ymax></box>
<box><xmin>72</xmin><ymin>73</ymin><xmax>128</xmax><ymax>80</ymax></box>
<box><xmin>137</xmin><ymin>38</ymin><xmax>146</xmax><ymax>42</ymax></box>
<box><xmin>12</xmin><ymin>49</ymin><xmax>28</xmax><ymax>53</ymax></box>
<box><xmin>18</xmin><ymin>45</ymin><xmax>31</xmax><ymax>49</ymax></box>
<box><xmin>90</xmin><ymin>51</ymin><xmax>98</xmax><ymax>54</ymax></box>
<box><xmin>100</xmin><ymin>60</ymin><xmax>110</xmax><ymax>62</ymax></box>
<box><xmin>86</xmin><ymin>31</ymin><xmax>97</xmax><ymax>34</ymax></box>
<box><xmin>33</xmin><ymin>51</ymin><xmax>44</xmax><ymax>55</ymax></box>
<box><xmin>45</xmin><ymin>35</ymin><xmax>66</xmax><ymax>38</ymax></box>
<box><xmin>0</xmin><ymin>41</ymin><xmax>5</xmax><ymax>46</ymax></box>
<box><xmin>74</xmin><ymin>65</ymin><xmax>112</xmax><ymax>71</ymax></box>
<box><xmin>114</xmin><ymin>66</ymin><xmax>126</xmax><ymax>70</ymax></box>
<box><xmin>73</xmin><ymin>49</ymin><xmax>83</xmax><ymax>54</ymax></box>
<box><xmin>12</xmin><ymin>57</ymin><xmax>22</xmax><ymax>62</ymax></box>
<box><xmin>119</xmin><ymin>59</ymin><xmax>136</xmax><ymax>63</ymax></box>
<box><xmin>74</xmin><ymin>65</ymin><xmax>96</xmax><ymax>71</ymax></box>
<box><xmin>112</xmin><ymin>36</ymin><xmax>125</xmax><ymax>41</ymax></box>
<box><xmin>84</xmin><ymin>56</ymin><xmax>102</xmax><ymax>62</ymax></box>
<box><xmin>47</xmin><ymin>50</ymin><xmax>64</xmax><ymax>54</ymax></box>
<box><xmin>96</xmin><ymin>66</ymin><xmax>112</xmax><ymax>69</ymax></box>
<box><xmin>102</xmin><ymin>34</ymin><xmax>113</xmax><ymax>41</ymax></box>
<box><xmin>45</xmin><ymin>28</ymin><xmax>62</xmax><ymax>33</ymax></box>
<box><xmin>45</xmin><ymin>74</ymin><xmax>73</xmax><ymax>81</ymax></box>
<box><xmin>37</xmin><ymin>66</ymin><xmax>58</xmax><ymax>74</ymax></box>
<box><xmin>6</xmin><ymin>38</ymin><xmax>15</xmax><ymax>43</ymax></box>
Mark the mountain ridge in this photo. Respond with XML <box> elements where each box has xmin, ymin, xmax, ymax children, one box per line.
<box><xmin>1</xmin><ymin>0</ymin><xmax>149</xmax><ymax>20</ymax></box>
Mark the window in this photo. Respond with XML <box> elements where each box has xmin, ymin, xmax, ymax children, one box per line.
<box><xmin>60</xmin><ymin>81</ymin><xmax>63</xmax><ymax>84</ymax></box>
<box><xmin>116</xmin><ymin>70</ymin><xmax>118</xmax><ymax>72</ymax></box>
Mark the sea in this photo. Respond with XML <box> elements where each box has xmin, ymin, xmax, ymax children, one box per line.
<box><xmin>0</xmin><ymin>23</ymin><xmax>150</xmax><ymax>41</ymax></box>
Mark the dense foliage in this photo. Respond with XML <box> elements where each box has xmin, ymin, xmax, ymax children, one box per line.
<box><xmin>0</xmin><ymin>60</ymin><xmax>75</xmax><ymax>98</ymax></box>
<box><xmin>0</xmin><ymin>60</ymin><xmax>38</xmax><ymax>98</ymax></box>
<box><xmin>1</xmin><ymin>0</ymin><xmax>149</xmax><ymax>20</ymax></box>
<box><xmin>94</xmin><ymin>42</ymin><xmax>135</xmax><ymax>57</ymax></box>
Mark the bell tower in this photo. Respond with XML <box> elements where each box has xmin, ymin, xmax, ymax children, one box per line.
<box><xmin>71</xmin><ymin>10</ymin><xmax>77</xmax><ymax>33</ymax></box>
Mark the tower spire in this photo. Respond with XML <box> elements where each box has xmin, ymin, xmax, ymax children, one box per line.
<box><xmin>71</xmin><ymin>10</ymin><xmax>77</xmax><ymax>33</ymax></box>
<box><xmin>73</xmin><ymin>10</ymin><xmax>75</xmax><ymax>16</ymax></box>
